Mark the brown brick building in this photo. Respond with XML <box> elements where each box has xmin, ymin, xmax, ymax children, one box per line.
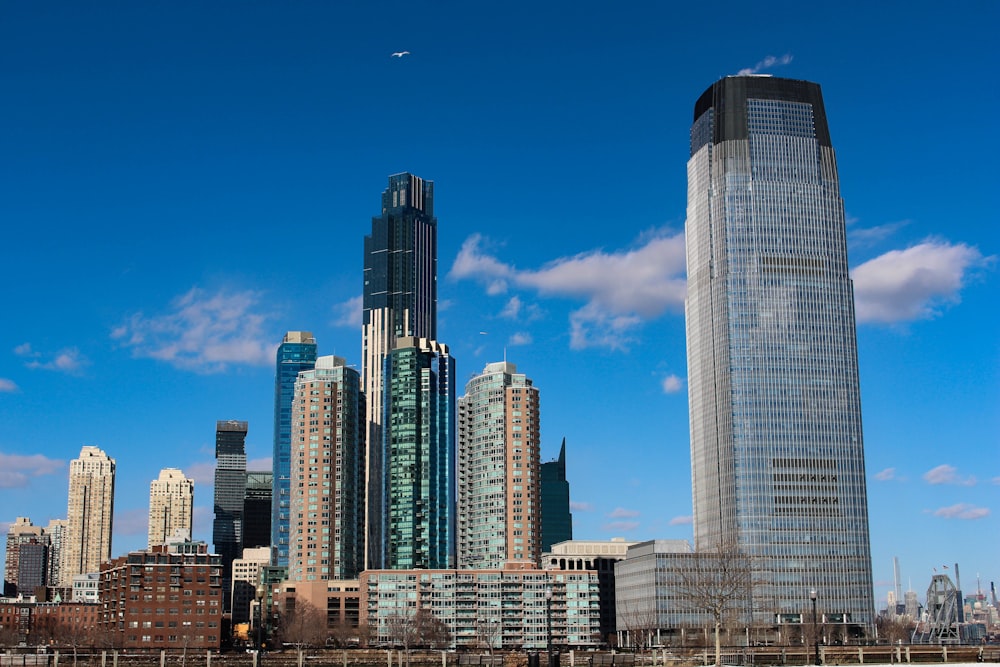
<box><xmin>100</xmin><ymin>542</ymin><xmax>223</xmax><ymax>649</ymax></box>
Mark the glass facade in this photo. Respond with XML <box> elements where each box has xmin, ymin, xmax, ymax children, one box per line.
<box><xmin>540</xmin><ymin>439</ymin><xmax>573</xmax><ymax>552</ymax></box>
<box><xmin>362</xmin><ymin>173</ymin><xmax>438</xmax><ymax>570</ymax></box>
<box><xmin>685</xmin><ymin>77</ymin><xmax>874</xmax><ymax>630</ymax></box>
<box><xmin>213</xmin><ymin>420</ymin><xmax>247</xmax><ymax>579</ymax></box>
<box><xmin>382</xmin><ymin>337</ymin><xmax>455</xmax><ymax>570</ymax></box>
<box><xmin>243</xmin><ymin>471</ymin><xmax>273</xmax><ymax>550</ymax></box>
<box><xmin>271</xmin><ymin>332</ymin><xmax>317</xmax><ymax>567</ymax></box>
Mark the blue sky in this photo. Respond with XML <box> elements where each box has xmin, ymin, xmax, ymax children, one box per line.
<box><xmin>1</xmin><ymin>1</ymin><xmax>996</xmax><ymax>608</ymax></box>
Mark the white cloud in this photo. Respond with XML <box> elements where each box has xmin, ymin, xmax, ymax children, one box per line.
<box><xmin>508</xmin><ymin>332</ymin><xmax>533</xmax><ymax>346</ymax></box>
<box><xmin>332</xmin><ymin>295</ymin><xmax>363</xmax><ymax>328</ymax></box>
<box><xmin>247</xmin><ymin>457</ymin><xmax>272</xmax><ymax>472</ymax></box>
<box><xmin>0</xmin><ymin>452</ymin><xmax>65</xmax><ymax>488</ymax></box>
<box><xmin>668</xmin><ymin>515</ymin><xmax>693</xmax><ymax>526</ymax></box>
<box><xmin>602</xmin><ymin>520</ymin><xmax>640</xmax><ymax>532</ymax></box>
<box><xmin>923</xmin><ymin>464</ymin><xmax>976</xmax><ymax>486</ymax></box>
<box><xmin>607</xmin><ymin>507</ymin><xmax>640</xmax><ymax>519</ymax></box>
<box><xmin>17</xmin><ymin>343</ymin><xmax>88</xmax><ymax>374</ymax></box>
<box><xmin>852</xmin><ymin>241</ymin><xmax>990</xmax><ymax>324</ymax></box>
<box><xmin>0</xmin><ymin>378</ymin><xmax>18</xmax><ymax>392</ymax></box>
<box><xmin>846</xmin><ymin>219</ymin><xmax>910</xmax><ymax>248</ymax></box>
<box><xmin>185</xmin><ymin>461</ymin><xmax>216</xmax><ymax>486</ymax></box>
<box><xmin>736</xmin><ymin>53</ymin><xmax>794</xmax><ymax>76</ymax></box>
<box><xmin>14</xmin><ymin>343</ymin><xmax>38</xmax><ymax>357</ymax></box>
<box><xmin>500</xmin><ymin>296</ymin><xmax>522</xmax><ymax>319</ymax></box>
<box><xmin>450</xmin><ymin>231</ymin><xmax>687</xmax><ymax>351</ymax></box>
<box><xmin>661</xmin><ymin>374</ymin><xmax>684</xmax><ymax>394</ymax></box>
<box><xmin>874</xmin><ymin>468</ymin><xmax>896</xmax><ymax>481</ymax></box>
<box><xmin>931</xmin><ymin>504</ymin><xmax>990</xmax><ymax>520</ymax></box>
<box><xmin>570</xmin><ymin>501</ymin><xmax>593</xmax><ymax>512</ymax></box>
<box><xmin>113</xmin><ymin>287</ymin><xmax>276</xmax><ymax>372</ymax></box>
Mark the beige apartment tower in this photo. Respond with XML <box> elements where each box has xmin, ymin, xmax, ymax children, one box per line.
<box><xmin>148</xmin><ymin>468</ymin><xmax>194</xmax><ymax>547</ymax></box>
<box><xmin>457</xmin><ymin>361</ymin><xmax>541</xmax><ymax>569</ymax></box>
<box><xmin>61</xmin><ymin>446</ymin><xmax>115</xmax><ymax>586</ymax></box>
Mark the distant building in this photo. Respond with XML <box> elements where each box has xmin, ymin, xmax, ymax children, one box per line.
<box><xmin>213</xmin><ymin>420</ymin><xmax>247</xmax><ymax>591</ymax></box>
<box><xmin>99</xmin><ymin>542</ymin><xmax>222</xmax><ymax>650</ymax></box>
<box><xmin>4</xmin><ymin>517</ymin><xmax>45</xmax><ymax>596</ymax></box>
<box><xmin>362</xmin><ymin>173</ymin><xmax>438</xmax><ymax>570</ymax></box>
<box><xmin>289</xmin><ymin>356</ymin><xmax>365</xmax><ymax>581</ymax></box>
<box><xmin>457</xmin><ymin>361</ymin><xmax>542</xmax><ymax>569</ymax></box>
<box><xmin>540</xmin><ymin>439</ymin><xmax>573</xmax><ymax>552</ymax></box>
<box><xmin>72</xmin><ymin>573</ymin><xmax>101</xmax><ymax>603</ymax></box>
<box><xmin>382</xmin><ymin>337</ymin><xmax>455</xmax><ymax>570</ymax></box>
<box><xmin>272</xmin><ymin>331</ymin><xmax>318</xmax><ymax>568</ymax></box>
<box><xmin>31</xmin><ymin>601</ymin><xmax>102</xmax><ymax>645</ymax></box>
<box><xmin>243</xmin><ymin>470</ymin><xmax>273</xmax><ymax>550</ymax></box>
<box><xmin>272</xmin><ymin>579</ymin><xmax>362</xmax><ymax>634</ymax></box>
<box><xmin>62</xmin><ymin>446</ymin><xmax>115</xmax><ymax>587</ymax></box>
<box><xmin>44</xmin><ymin>519</ymin><xmax>67</xmax><ymax>594</ymax></box>
<box><xmin>363</xmin><ymin>566</ymin><xmax>600</xmax><ymax>649</ymax></box>
<box><xmin>148</xmin><ymin>468</ymin><xmax>194</xmax><ymax>547</ymax></box>
<box><xmin>544</xmin><ymin>538</ymin><xmax>637</xmax><ymax>643</ymax></box>
<box><xmin>231</xmin><ymin>547</ymin><xmax>271</xmax><ymax>625</ymax></box>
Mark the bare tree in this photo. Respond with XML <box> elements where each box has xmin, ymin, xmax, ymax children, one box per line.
<box><xmin>476</xmin><ymin>614</ymin><xmax>502</xmax><ymax>659</ymax></box>
<box><xmin>414</xmin><ymin>608</ymin><xmax>451</xmax><ymax>649</ymax></box>
<box><xmin>618</xmin><ymin>600</ymin><xmax>660</xmax><ymax>654</ymax></box>
<box><xmin>876</xmin><ymin>616</ymin><xmax>914</xmax><ymax>645</ymax></box>
<box><xmin>674</xmin><ymin>543</ymin><xmax>755</xmax><ymax>667</ymax></box>
<box><xmin>385</xmin><ymin>610</ymin><xmax>419</xmax><ymax>667</ymax></box>
<box><xmin>0</xmin><ymin>626</ymin><xmax>20</xmax><ymax>648</ymax></box>
<box><xmin>280</xmin><ymin>600</ymin><xmax>329</xmax><ymax>650</ymax></box>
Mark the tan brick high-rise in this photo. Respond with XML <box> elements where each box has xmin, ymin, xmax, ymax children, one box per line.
<box><xmin>148</xmin><ymin>468</ymin><xmax>194</xmax><ymax>547</ymax></box>
<box><xmin>61</xmin><ymin>446</ymin><xmax>115</xmax><ymax>586</ymax></box>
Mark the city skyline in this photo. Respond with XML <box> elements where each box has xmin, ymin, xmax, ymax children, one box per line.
<box><xmin>0</xmin><ymin>1</ymin><xmax>996</xmax><ymax>610</ymax></box>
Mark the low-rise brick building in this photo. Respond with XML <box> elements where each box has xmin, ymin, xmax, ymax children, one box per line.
<box><xmin>100</xmin><ymin>542</ymin><xmax>223</xmax><ymax>649</ymax></box>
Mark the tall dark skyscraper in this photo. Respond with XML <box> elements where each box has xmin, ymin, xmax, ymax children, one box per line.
<box><xmin>213</xmin><ymin>420</ymin><xmax>248</xmax><ymax>586</ymax></box>
<box><xmin>272</xmin><ymin>331</ymin><xmax>317</xmax><ymax>566</ymax></box>
<box><xmin>244</xmin><ymin>471</ymin><xmax>273</xmax><ymax>550</ymax></box>
<box><xmin>685</xmin><ymin>76</ymin><xmax>874</xmax><ymax>630</ymax></box>
<box><xmin>362</xmin><ymin>173</ymin><xmax>438</xmax><ymax>569</ymax></box>
<box><xmin>540</xmin><ymin>438</ymin><xmax>573</xmax><ymax>552</ymax></box>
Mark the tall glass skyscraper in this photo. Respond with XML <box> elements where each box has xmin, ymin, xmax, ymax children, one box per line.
<box><xmin>213</xmin><ymin>420</ymin><xmax>247</xmax><ymax>580</ymax></box>
<box><xmin>272</xmin><ymin>331</ymin><xmax>318</xmax><ymax>566</ymax></box>
<box><xmin>362</xmin><ymin>173</ymin><xmax>437</xmax><ymax>569</ymax></box>
<box><xmin>382</xmin><ymin>337</ymin><xmax>455</xmax><ymax>569</ymax></box>
<box><xmin>540</xmin><ymin>438</ymin><xmax>573</xmax><ymax>553</ymax></box>
<box><xmin>685</xmin><ymin>76</ymin><xmax>874</xmax><ymax>631</ymax></box>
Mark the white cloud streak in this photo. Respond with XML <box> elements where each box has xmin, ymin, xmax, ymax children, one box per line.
<box><xmin>602</xmin><ymin>520</ymin><xmax>640</xmax><ymax>532</ymax></box>
<box><xmin>0</xmin><ymin>452</ymin><xmax>65</xmax><ymax>488</ymax></box>
<box><xmin>450</xmin><ymin>231</ymin><xmax>687</xmax><ymax>350</ymax></box>
<box><xmin>874</xmin><ymin>468</ymin><xmax>896</xmax><ymax>481</ymax></box>
<box><xmin>332</xmin><ymin>295</ymin><xmax>363</xmax><ymax>329</ymax></box>
<box><xmin>112</xmin><ymin>288</ymin><xmax>275</xmax><ymax>372</ymax></box>
<box><xmin>508</xmin><ymin>332</ymin><xmax>533</xmax><ymax>346</ymax></box>
<box><xmin>668</xmin><ymin>515</ymin><xmax>693</xmax><ymax>526</ymax></box>
<box><xmin>737</xmin><ymin>54</ymin><xmax>794</xmax><ymax>76</ymax></box>
<box><xmin>931</xmin><ymin>504</ymin><xmax>990</xmax><ymax>520</ymax></box>
<box><xmin>923</xmin><ymin>464</ymin><xmax>976</xmax><ymax>486</ymax></box>
<box><xmin>607</xmin><ymin>507</ymin><xmax>640</xmax><ymax>519</ymax></box>
<box><xmin>852</xmin><ymin>241</ymin><xmax>990</xmax><ymax>324</ymax></box>
<box><xmin>846</xmin><ymin>220</ymin><xmax>911</xmax><ymax>248</ymax></box>
<box><xmin>570</xmin><ymin>501</ymin><xmax>593</xmax><ymax>512</ymax></box>
<box><xmin>661</xmin><ymin>374</ymin><xmax>684</xmax><ymax>394</ymax></box>
<box><xmin>0</xmin><ymin>378</ymin><xmax>19</xmax><ymax>392</ymax></box>
<box><xmin>16</xmin><ymin>343</ymin><xmax>88</xmax><ymax>374</ymax></box>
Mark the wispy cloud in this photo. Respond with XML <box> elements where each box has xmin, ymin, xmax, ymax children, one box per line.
<box><xmin>570</xmin><ymin>501</ymin><xmax>593</xmax><ymax>512</ymax></box>
<box><xmin>450</xmin><ymin>231</ymin><xmax>687</xmax><ymax>350</ymax></box>
<box><xmin>852</xmin><ymin>241</ymin><xmax>991</xmax><ymax>324</ymax></box>
<box><xmin>602</xmin><ymin>520</ymin><xmax>640</xmax><ymax>532</ymax></box>
<box><xmin>847</xmin><ymin>219</ymin><xmax>911</xmax><ymax>248</ymax></box>
<box><xmin>112</xmin><ymin>287</ymin><xmax>275</xmax><ymax>372</ymax></box>
<box><xmin>508</xmin><ymin>332</ymin><xmax>533</xmax><ymax>346</ymax></box>
<box><xmin>0</xmin><ymin>452</ymin><xmax>65</xmax><ymax>488</ymax></box>
<box><xmin>185</xmin><ymin>461</ymin><xmax>216</xmax><ymax>486</ymax></box>
<box><xmin>500</xmin><ymin>296</ymin><xmax>522</xmax><ymax>319</ymax></box>
<box><xmin>669</xmin><ymin>515</ymin><xmax>693</xmax><ymax>526</ymax></box>
<box><xmin>607</xmin><ymin>507</ymin><xmax>640</xmax><ymax>519</ymax></box>
<box><xmin>16</xmin><ymin>343</ymin><xmax>88</xmax><ymax>375</ymax></box>
<box><xmin>0</xmin><ymin>378</ymin><xmax>19</xmax><ymax>393</ymax></box>
<box><xmin>737</xmin><ymin>53</ymin><xmax>793</xmax><ymax>76</ymax></box>
<box><xmin>874</xmin><ymin>468</ymin><xmax>896</xmax><ymax>481</ymax></box>
<box><xmin>930</xmin><ymin>504</ymin><xmax>990</xmax><ymax>520</ymax></box>
<box><xmin>247</xmin><ymin>457</ymin><xmax>272</xmax><ymax>472</ymax></box>
<box><xmin>332</xmin><ymin>295</ymin><xmax>363</xmax><ymax>328</ymax></box>
<box><xmin>923</xmin><ymin>464</ymin><xmax>976</xmax><ymax>486</ymax></box>
<box><xmin>661</xmin><ymin>374</ymin><xmax>684</xmax><ymax>394</ymax></box>
<box><xmin>114</xmin><ymin>508</ymin><xmax>149</xmax><ymax>536</ymax></box>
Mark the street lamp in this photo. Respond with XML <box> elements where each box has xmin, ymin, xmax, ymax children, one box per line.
<box><xmin>545</xmin><ymin>584</ymin><xmax>553</xmax><ymax>667</ymax></box>
<box><xmin>809</xmin><ymin>589</ymin><xmax>820</xmax><ymax>666</ymax></box>
<box><xmin>256</xmin><ymin>583</ymin><xmax>266</xmax><ymax>652</ymax></box>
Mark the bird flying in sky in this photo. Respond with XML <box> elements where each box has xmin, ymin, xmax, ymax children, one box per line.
<box><xmin>391</xmin><ymin>51</ymin><xmax>410</xmax><ymax>58</ymax></box>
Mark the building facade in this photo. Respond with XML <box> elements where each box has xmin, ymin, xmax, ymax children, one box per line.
<box><xmin>685</xmin><ymin>76</ymin><xmax>874</xmax><ymax>631</ymax></box>
<box><xmin>243</xmin><ymin>470</ymin><xmax>273</xmax><ymax>550</ymax></box>
<box><xmin>99</xmin><ymin>542</ymin><xmax>222</xmax><ymax>649</ymax></box>
<box><xmin>363</xmin><ymin>566</ymin><xmax>600</xmax><ymax>649</ymax></box>
<box><xmin>288</xmin><ymin>356</ymin><xmax>365</xmax><ymax>581</ymax></box>
<box><xmin>61</xmin><ymin>446</ymin><xmax>116</xmax><ymax>587</ymax></box>
<box><xmin>540</xmin><ymin>439</ymin><xmax>573</xmax><ymax>552</ymax></box>
<box><xmin>382</xmin><ymin>337</ymin><xmax>455</xmax><ymax>570</ymax></box>
<box><xmin>272</xmin><ymin>331</ymin><xmax>318</xmax><ymax>567</ymax></box>
<box><xmin>4</xmin><ymin>518</ymin><xmax>46</xmax><ymax>596</ymax></box>
<box><xmin>362</xmin><ymin>173</ymin><xmax>438</xmax><ymax>570</ymax></box>
<box><xmin>213</xmin><ymin>420</ymin><xmax>248</xmax><ymax>581</ymax></box>
<box><xmin>148</xmin><ymin>468</ymin><xmax>194</xmax><ymax>547</ymax></box>
<box><xmin>457</xmin><ymin>361</ymin><xmax>541</xmax><ymax>569</ymax></box>
<box><xmin>231</xmin><ymin>547</ymin><xmax>271</xmax><ymax>625</ymax></box>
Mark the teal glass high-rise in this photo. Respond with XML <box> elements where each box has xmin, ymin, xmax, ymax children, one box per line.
<box><xmin>685</xmin><ymin>76</ymin><xmax>874</xmax><ymax>634</ymax></box>
<box><xmin>381</xmin><ymin>337</ymin><xmax>455</xmax><ymax>569</ymax></box>
<box><xmin>271</xmin><ymin>331</ymin><xmax>317</xmax><ymax>567</ymax></box>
